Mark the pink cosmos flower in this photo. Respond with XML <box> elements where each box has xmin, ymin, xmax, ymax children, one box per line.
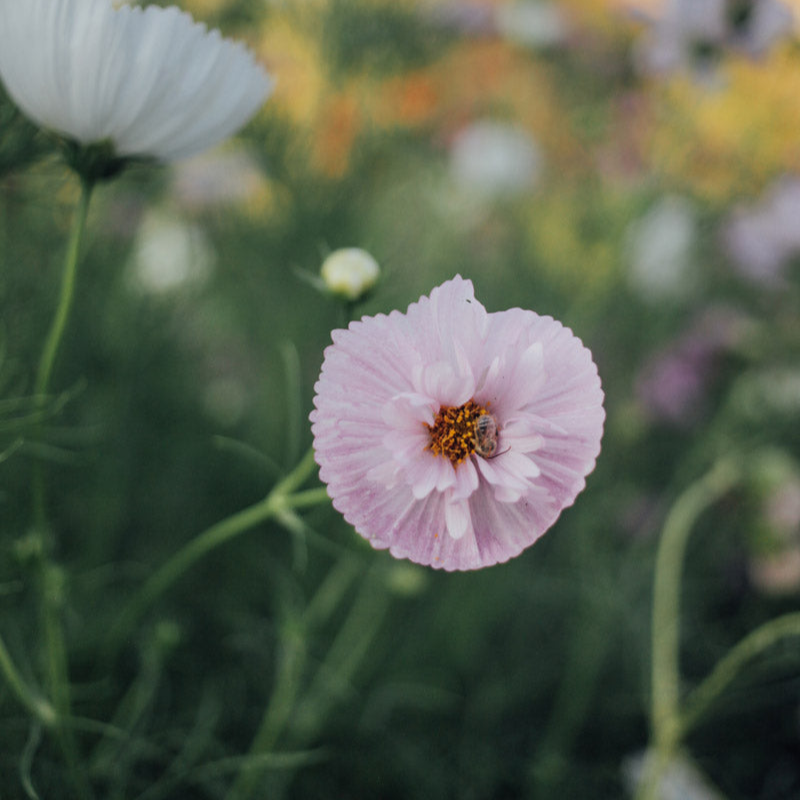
<box><xmin>310</xmin><ymin>276</ymin><xmax>605</xmax><ymax>571</ymax></box>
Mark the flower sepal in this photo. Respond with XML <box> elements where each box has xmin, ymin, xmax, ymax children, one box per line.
<box><xmin>60</xmin><ymin>138</ymin><xmax>148</xmax><ymax>184</ymax></box>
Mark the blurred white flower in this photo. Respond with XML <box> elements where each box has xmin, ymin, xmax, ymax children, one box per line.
<box><xmin>0</xmin><ymin>0</ymin><xmax>272</xmax><ymax>165</ymax></box>
<box><xmin>450</xmin><ymin>120</ymin><xmax>543</xmax><ymax>199</ymax></box>
<box><xmin>425</xmin><ymin>0</ymin><xmax>566</xmax><ymax>48</ymax></box>
<box><xmin>626</xmin><ymin>195</ymin><xmax>698</xmax><ymax>303</ymax></box>
<box><xmin>723</xmin><ymin>176</ymin><xmax>800</xmax><ymax>287</ymax></box>
<box><xmin>732</xmin><ymin>366</ymin><xmax>800</xmax><ymax>421</ymax></box>
<box><xmin>171</xmin><ymin>148</ymin><xmax>268</xmax><ymax>212</ymax></box>
<box><xmin>623</xmin><ymin>750</ymin><xmax>726</xmax><ymax>800</ymax></box>
<box><xmin>746</xmin><ymin>450</ymin><xmax>800</xmax><ymax>595</ymax></box>
<box><xmin>495</xmin><ymin>2</ymin><xmax>567</xmax><ymax>49</ymax></box>
<box><xmin>320</xmin><ymin>248</ymin><xmax>381</xmax><ymax>301</ymax></box>
<box><xmin>127</xmin><ymin>210</ymin><xmax>214</xmax><ymax>295</ymax></box>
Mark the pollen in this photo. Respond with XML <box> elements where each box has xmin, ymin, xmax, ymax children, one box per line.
<box><xmin>426</xmin><ymin>399</ymin><xmax>489</xmax><ymax>466</ymax></box>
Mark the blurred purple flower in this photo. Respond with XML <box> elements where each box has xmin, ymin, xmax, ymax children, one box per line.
<box><xmin>723</xmin><ymin>176</ymin><xmax>800</xmax><ymax>287</ymax></box>
<box><xmin>635</xmin><ymin>305</ymin><xmax>747</xmax><ymax>426</ymax></box>
<box><xmin>634</xmin><ymin>0</ymin><xmax>794</xmax><ymax>78</ymax></box>
<box><xmin>425</xmin><ymin>1</ymin><xmax>496</xmax><ymax>36</ymax></box>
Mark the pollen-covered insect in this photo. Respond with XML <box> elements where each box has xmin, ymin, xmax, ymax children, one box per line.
<box><xmin>473</xmin><ymin>412</ymin><xmax>499</xmax><ymax>458</ymax></box>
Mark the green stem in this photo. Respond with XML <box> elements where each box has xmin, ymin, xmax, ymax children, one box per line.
<box><xmin>34</xmin><ymin>177</ymin><xmax>94</xmax><ymax>401</ymax></box>
<box><xmin>32</xmin><ymin>176</ymin><xmax>94</xmax><ymax>530</ymax></box>
<box><xmin>527</xmin><ymin>592</ymin><xmax>613</xmax><ymax>795</ymax></box>
<box><xmin>225</xmin><ymin>618</ymin><xmax>307</xmax><ymax>800</ymax></box>
<box><xmin>251</xmin><ymin>567</ymin><xmax>390</xmax><ymax>800</ymax></box>
<box><xmin>105</xmin><ymin>449</ymin><xmax>324</xmax><ymax>658</ymax></box>
<box><xmin>680</xmin><ymin>611</ymin><xmax>800</xmax><ymax>735</ymax></box>
<box><xmin>636</xmin><ymin>458</ymin><xmax>741</xmax><ymax>800</ymax></box>
<box><xmin>0</xmin><ymin>631</ymin><xmax>57</xmax><ymax>727</ymax></box>
<box><xmin>28</xmin><ymin>176</ymin><xmax>95</xmax><ymax>800</ymax></box>
<box><xmin>291</xmin><ymin>567</ymin><xmax>389</xmax><ymax>744</ymax></box>
<box><xmin>226</xmin><ymin>554</ymin><xmax>361</xmax><ymax>800</ymax></box>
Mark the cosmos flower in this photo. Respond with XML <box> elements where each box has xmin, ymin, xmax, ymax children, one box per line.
<box><xmin>0</xmin><ymin>0</ymin><xmax>272</xmax><ymax>166</ymax></box>
<box><xmin>310</xmin><ymin>276</ymin><xmax>604</xmax><ymax>571</ymax></box>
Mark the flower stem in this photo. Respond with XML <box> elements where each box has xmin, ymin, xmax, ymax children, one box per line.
<box><xmin>31</xmin><ymin>176</ymin><xmax>94</xmax><ymax>533</ymax></box>
<box><xmin>225</xmin><ymin>616</ymin><xmax>308</xmax><ymax>800</ymax></box>
<box><xmin>636</xmin><ymin>458</ymin><xmax>741</xmax><ymax>800</ymax></box>
<box><xmin>230</xmin><ymin>564</ymin><xmax>389</xmax><ymax>800</ymax></box>
<box><xmin>225</xmin><ymin>554</ymin><xmax>362</xmax><ymax>800</ymax></box>
<box><xmin>105</xmin><ymin>449</ymin><xmax>324</xmax><ymax>659</ymax></box>
<box><xmin>28</xmin><ymin>176</ymin><xmax>95</xmax><ymax>800</ymax></box>
<box><xmin>0</xmin><ymin>631</ymin><xmax>57</xmax><ymax>727</ymax></box>
<box><xmin>34</xmin><ymin>177</ymin><xmax>94</xmax><ymax>402</ymax></box>
<box><xmin>680</xmin><ymin>611</ymin><xmax>800</xmax><ymax>735</ymax></box>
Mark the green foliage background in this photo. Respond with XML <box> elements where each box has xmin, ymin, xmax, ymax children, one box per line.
<box><xmin>1</xmin><ymin>1</ymin><xmax>800</xmax><ymax>798</ymax></box>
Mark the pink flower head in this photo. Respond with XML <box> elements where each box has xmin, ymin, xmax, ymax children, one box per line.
<box><xmin>310</xmin><ymin>276</ymin><xmax>605</xmax><ymax>570</ymax></box>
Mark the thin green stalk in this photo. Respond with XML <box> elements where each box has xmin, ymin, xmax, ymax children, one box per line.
<box><xmin>32</xmin><ymin>177</ymin><xmax>94</xmax><ymax>528</ymax></box>
<box><xmin>225</xmin><ymin>618</ymin><xmax>307</xmax><ymax>800</ymax></box>
<box><xmin>28</xmin><ymin>176</ymin><xmax>95</xmax><ymax>800</ymax></box>
<box><xmin>680</xmin><ymin>611</ymin><xmax>800</xmax><ymax>735</ymax></box>
<box><xmin>636</xmin><ymin>458</ymin><xmax>741</xmax><ymax>800</ymax></box>
<box><xmin>249</xmin><ymin>567</ymin><xmax>390</xmax><ymax>800</ymax></box>
<box><xmin>291</xmin><ymin>570</ymin><xmax>389</xmax><ymax>741</ymax></box>
<box><xmin>34</xmin><ymin>177</ymin><xmax>94</xmax><ymax>401</ymax></box>
<box><xmin>527</xmin><ymin>592</ymin><xmax>614</xmax><ymax>795</ymax></box>
<box><xmin>0</xmin><ymin>631</ymin><xmax>57</xmax><ymax>727</ymax></box>
<box><xmin>226</xmin><ymin>554</ymin><xmax>361</xmax><ymax>800</ymax></box>
<box><xmin>105</xmin><ymin>449</ymin><xmax>324</xmax><ymax>659</ymax></box>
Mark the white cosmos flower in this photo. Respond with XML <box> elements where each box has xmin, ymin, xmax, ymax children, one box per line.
<box><xmin>0</xmin><ymin>0</ymin><xmax>272</xmax><ymax>164</ymax></box>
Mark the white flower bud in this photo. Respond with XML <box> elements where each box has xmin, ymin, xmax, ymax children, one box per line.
<box><xmin>320</xmin><ymin>248</ymin><xmax>380</xmax><ymax>301</ymax></box>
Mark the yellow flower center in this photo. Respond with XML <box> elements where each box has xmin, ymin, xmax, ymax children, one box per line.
<box><xmin>426</xmin><ymin>399</ymin><xmax>490</xmax><ymax>466</ymax></box>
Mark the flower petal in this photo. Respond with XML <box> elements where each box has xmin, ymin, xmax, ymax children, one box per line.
<box><xmin>0</xmin><ymin>0</ymin><xmax>272</xmax><ymax>162</ymax></box>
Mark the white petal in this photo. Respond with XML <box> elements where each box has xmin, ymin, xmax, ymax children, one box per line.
<box><xmin>0</xmin><ymin>0</ymin><xmax>272</xmax><ymax>162</ymax></box>
<box><xmin>445</xmin><ymin>498</ymin><xmax>472</xmax><ymax>540</ymax></box>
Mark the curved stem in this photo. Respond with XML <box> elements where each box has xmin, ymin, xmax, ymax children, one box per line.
<box><xmin>105</xmin><ymin>449</ymin><xmax>324</xmax><ymax>659</ymax></box>
<box><xmin>680</xmin><ymin>611</ymin><xmax>800</xmax><ymax>735</ymax></box>
<box><xmin>636</xmin><ymin>458</ymin><xmax>741</xmax><ymax>800</ymax></box>
<box><xmin>0</xmin><ymin>631</ymin><xmax>57</xmax><ymax>727</ymax></box>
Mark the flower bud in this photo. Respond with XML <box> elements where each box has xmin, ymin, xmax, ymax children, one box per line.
<box><xmin>320</xmin><ymin>248</ymin><xmax>380</xmax><ymax>301</ymax></box>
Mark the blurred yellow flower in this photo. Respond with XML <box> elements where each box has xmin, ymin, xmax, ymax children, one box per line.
<box><xmin>254</xmin><ymin>4</ymin><xmax>580</xmax><ymax>180</ymax></box>
<box><xmin>648</xmin><ymin>44</ymin><xmax>800</xmax><ymax>200</ymax></box>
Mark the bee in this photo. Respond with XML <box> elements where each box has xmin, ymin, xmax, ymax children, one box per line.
<box><xmin>473</xmin><ymin>413</ymin><xmax>499</xmax><ymax>458</ymax></box>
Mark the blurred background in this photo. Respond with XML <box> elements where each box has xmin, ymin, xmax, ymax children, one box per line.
<box><xmin>2</xmin><ymin>0</ymin><xmax>800</xmax><ymax>797</ymax></box>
